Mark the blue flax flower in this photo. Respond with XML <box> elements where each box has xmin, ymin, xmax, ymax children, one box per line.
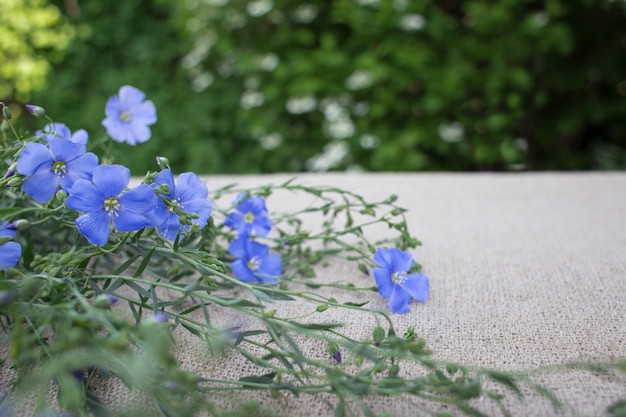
<box><xmin>17</xmin><ymin>138</ymin><xmax>99</xmax><ymax>203</ymax></box>
<box><xmin>224</xmin><ymin>194</ymin><xmax>272</xmax><ymax>237</ymax></box>
<box><xmin>37</xmin><ymin>122</ymin><xmax>88</xmax><ymax>145</ymax></box>
<box><xmin>228</xmin><ymin>238</ymin><xmax>282</xmax><ymax>283</ymax></box>
<box><xmin>373</xmin><ymin>247</ymin><xmax>429</xmax><ymax>314</ymax></box>
<box><xmin>102</xmin><ymin>85</ymin><xmax>157</xmax><ymax>145</ymax></box>
<box><xmin>66</xmin><ymin>164</ymin><xmax>158</xmax><ymax>245</ymax></box>
<box><xmin>0</xmin><ymin>221</ymin><xmax>20</xmax><ymax>270</ymax></box>
<box><xmin>150</xmin><ymin>169</ymin><xmax>213</xmax><ymax>240</ymax></box>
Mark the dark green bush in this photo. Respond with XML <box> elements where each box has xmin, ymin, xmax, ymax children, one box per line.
<box><xmin>27</xmin><ymin>0</ymin><xmax>626</xmax><ymax>173</ymax></box>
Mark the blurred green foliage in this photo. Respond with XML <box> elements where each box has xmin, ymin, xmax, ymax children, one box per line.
<box><xmin>9</xmin><ymin>0</ymin><xmax>626</xmax><ymax>173</ymax></box>
<box><xmin>0</xmin><ymin>0</ymin><xmax>74</xmax><ymax>101</ymax></box>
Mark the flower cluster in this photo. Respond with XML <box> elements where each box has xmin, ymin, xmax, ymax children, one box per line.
<box><xmin>14</xmin><ymin>85</ymin><xmax>212</xmax><ymax>247</ymax></box>
<box><xmin>225</xmin><ymin>194</ymin><xmax>282</xmax><ymax>283</ymax></box>
<box><xmin>6</xmin><ymin>84</ymin><xmax>423</xmax><ymax>318</ymax></box>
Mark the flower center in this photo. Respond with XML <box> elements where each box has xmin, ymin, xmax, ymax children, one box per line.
<box><xmin>392</xmin><ymin>271</ymin><xmax>408</xmax><ymax>285</ymax></box>
<box><xmin>103</xmin><ymin>197</ymin><xmax>120</xmax><ymax>217</ymax></box>
<box><xmin>168</xmin><ymin>197</ymin><xmax>184</xmax><ymax>213</ymax></box>
<box><xmin>244</xmin><ymin>212</ymin><xmax>255</xmax><ymax>223</ymax></box>
<box><xmin>247</xmin><ymin>256</ymin><xmax>262</xmax><ymax>271</ymax></box>
<box><xmin>120</xmin><ymin>111</ymin><xmax>132</xmax><ymax>122</ymax></box>
<box><xmin>52</xmin><ymin>161</ymin><xmax>67</xmax><ymax>176</ymax></box>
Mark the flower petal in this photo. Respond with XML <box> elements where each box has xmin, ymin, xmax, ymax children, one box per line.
<box><xmin>231</xmin><ymin>259</ymin><xmax>254</xmax><ymax>283</ymax></box>
<box><xmin>17</xmin><ymin>142</ymin><xmax>52</xmax><ymax>176</ymax></box>
<box><xmin>102</xmin><ymin>118</ymin><xmax>127</xmax><ymax>143</ymax></box>
<box><xmin>373</xmin><ymin>267</ymin><xmax>394</xmax><ymax>298</ymax></box>
<box><xmin>75</xmin><ymin>211</ymin><xmax>110</xmax><ymax>245</ymax></box>
<box><xmin>157</xmin><ymin>213</ymin><xmax>184</xmax><ymax>240</ymax></box>
<box><xmin>228</xmin><ymin>237</ymin><xmax>248</xmax><ymax>259</ymax></box>
<box><xmin>253</xmin><ymin>215</ymin><xmax>272</xmax><ymax>237</ymax></box>
<box><xmin>93</xmin><ymin>165</ymin><xmax>130</xmax><ymax>197</ymax></box>
<box><xmin>118</xmin><ymin>184</ymin><xmax>157</xmax><ymax>213</ymax></box>
<box><xmin>60</xmin><ymin>152</ymin><xmax>98</xmax><ymax>191</ymax></box>
<box><xmin>388</xmin><ymin>286</ymin><xmax>411</xmax><ymax>314</ymax></box>
<box><xmin>248</xmin><ymin>240</ymin><xmax>270</xmax><ymax>258</ymax></box>
<box><xmin>71</xmin><ymin>129</ymin><xmax>89</xmax><ymax>145</ymax></box>
<box><xmin>176</xmin><ymin>172</ymin><xmax>208</xmax><ymax>202</ymax></box>
<box><xmin>132</xmin><ymin>100</ymin><xmax>157</xmax><ymax>124</ymax></box>
<box><xmin>128</xmin><ymin>121</ymin><xmax>151</xmax><ymax>145</ymax></box>
<box><xmin>104</xmin><ymin>96</ymin><xmax>121</xmax><ymax>118</ymax></box>
<box><xmin>67</xmin><ymin>180</ymin><xmax>104</xmax><ymax>212</ymax></box>
<box><xmin>0</xmin><ymin>221</ymin><xmax>16</xmax><ymax>238</ymax></box>
<box><xmin>390</xmin><ymin>249</ymin><xmax>414</xmax><ymax>274</ymax></box>
<box><xmin>0</xmin><ymin>242</ymin><xmax>21</xmax><ymax>270</ymax></box>
<box><xmin>113</xmin><ymin>209</ymin><xmax>154</xmax><ymax>232</ymax></box>
<box><xmin>49</xmin><ymin>138</ymin><xmax>85</xmax><ymax>162</ymax></box>
<box><xmin>257</xmin><ymin>253</ymin><xmax>282</xmax><ymax>282</ymax></box>
<box><xmin>118</xmin><ymin>85</ymin><xmax>145</xmax><ymax>107</ymax></box>
<box><xmin>373</xmin><ymin>247</ymin><xmax>394</xmax><ymax>270</ymax></box>
<box><xmin>224</xmin><ymin>211</ymin><xmax>244</xmax><ymax>232</ymax></box>
<box><xmin>183</xmin><ymin>199</ymin><xmax>213</xmax><ymax>228</ymax></box>
<box><xmin>22</xmin><ymin>169</ymin><xmax>58</xmax><ymax>203</ymax></box>
<box><xmin>402</xmin><ymin>273</ymin><xmax>429</xmax><ymax>302</ymax></box>
<box><xmin>115</xmin><ymin>185</ymin><xmax>158</xmax><ymax>231</ymax></box>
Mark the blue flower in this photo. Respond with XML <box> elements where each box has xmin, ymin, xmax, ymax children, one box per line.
<box><xmin>150</xmin><ymin>169</ymin><xmax>213</xmax><ymax>240</ymax></box>
<box><xmin>372</xmin><ymin>247</ymin><xmax>429</xmax><ymax>314</ymax></box>
<box><xmin>228</xmin><ymin>238</ymin><xmax>282</xmax><ymax>283</ymax></box>
<box><xmin>66</xmin><ymin>164</ymin><xmax>158</xmax><ymax>245</ymax></box>
<box><xmin>102</xmin><ymin>85</ymin><xmax>157</xmax><ymax>145</ymax></box>
<box><xmin>0</xmin><ymin>221</ymin><xmax>20</xmax><ymax>270</ymax></box>
<box><xmin>224</xmin><ymin>194</ymin><xmax>272</xmax><ymax>237</ymax></box>
<box><xmin>36</xmin><ymin>123</ymin><xmax>88</xmax><ymax>145</ymax></box>
<box><xmin>17</xmin><ymin>138</ymin><xmax>99</xmax><ymax>203</ymax></box>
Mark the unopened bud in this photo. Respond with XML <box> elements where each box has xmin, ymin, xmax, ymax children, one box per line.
<box><xmin>56</xmin><ymin>190</ymin><xmax>68</xmax><ymax>201</ymax></box>
<box><xmin>152</xmin><ymin>312</ymin><xmax>168</xmax><ymax>323</ymax></box>
<box><xmin>25</xmin><ymin>104</ymin><xmax>46</xmax><ymax>118</ymax></box>
<box><xmin>373</xmin><ymin>326</ymin><xmax>385</xmax><ymax>346</ymax></box>
<box><xmin>2</xmin><ymin>105</ymin><xmax>12</xmax><ymax>120</ymax></box>
<box><xmin>93</xmin><ymin>294</ymin><xmax>119</xmax><ymax>308</ymax></box>
<box><xmin>6</xmin><ymin>176</ymin><xmax>23</xmax><ymax>188</ymax></box>
<box><xmin>11</xmin><ymin>219</ymin><xmax>28</xmax><ymax>229</ymax></box>
<box><xmin>155</xmin><ymin>156</ymin><xmax>170</xmax><ymax>170</ymax></box>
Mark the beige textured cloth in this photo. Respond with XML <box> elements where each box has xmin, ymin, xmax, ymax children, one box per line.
<box><xmin>3</xmin><ymin>173</ymin><xmax>625</xmax><ymax>416</ymax></box>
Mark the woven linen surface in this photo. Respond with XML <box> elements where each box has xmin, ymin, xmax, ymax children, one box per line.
<box><xmin>3</xmin><ymin>172</ymin><xmax>625</xmax><ymax>416</ymax></box>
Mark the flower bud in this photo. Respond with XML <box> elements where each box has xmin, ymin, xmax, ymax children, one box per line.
<box><xmin>6</xmin><ymin>176</ymin><xmax>23</xmax><ymax>188</ymax></box>
<box><xmin>11</xmin><ymin>219</ymin><xmax>28</xmax><ymax>229</ymax></box>
<box><xmin>152</xmin><ymin>312</ymin><xmax>169</xmax><ymax>323</ymax></box>
<box><xmin>56</xmin><ymin>189</ymin><xmax>68</xmax><ymax>202</ymax></box>
<box><xmin>2</xmin><ymin>105</ymin><xmax>12</xmax><ymax>120</ymax></box>
<box><xmin>0</xmin><ymin>291</ymin><xmax>18</xmax><ymax>304</ymax></box>
<box><xmin>24</xmin><ymin>104</ymin><xmax>46</xmax><ymax>118</ymax></box>
<box><xmin>316</xmin><ymin>303</ymin><xmax>329</xmax><ymax>312</ymax></box>
<box><xmin>93</xmin><ymin>294</ymin><xmax>119</xmax><ymax>308</ymax></box>
<box><xmin>328</xmin><ymin>342</ymin><xmax>341</xmax><ymax>363</ymax></box>
<box><xmin>372</xmin><ymin>326</ymin><xmax>385</xmax><ymax>346</ymax></box>
<box><xmin>155</xmin><ymin>156</ymin><xmax>170</xmax><ymax>170</ymax></box>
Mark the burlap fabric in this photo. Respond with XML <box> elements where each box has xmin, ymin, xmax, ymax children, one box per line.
<box><xmin>2</xmin><ymin>173</ymin><xmax>625</xmax><ymax>416</ymax></box>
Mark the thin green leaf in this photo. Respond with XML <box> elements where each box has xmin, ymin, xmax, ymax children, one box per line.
<box><xmin>133</xmin><ymin>247</ymin><xmax>155</xmax><ymax>277</ymax></box>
